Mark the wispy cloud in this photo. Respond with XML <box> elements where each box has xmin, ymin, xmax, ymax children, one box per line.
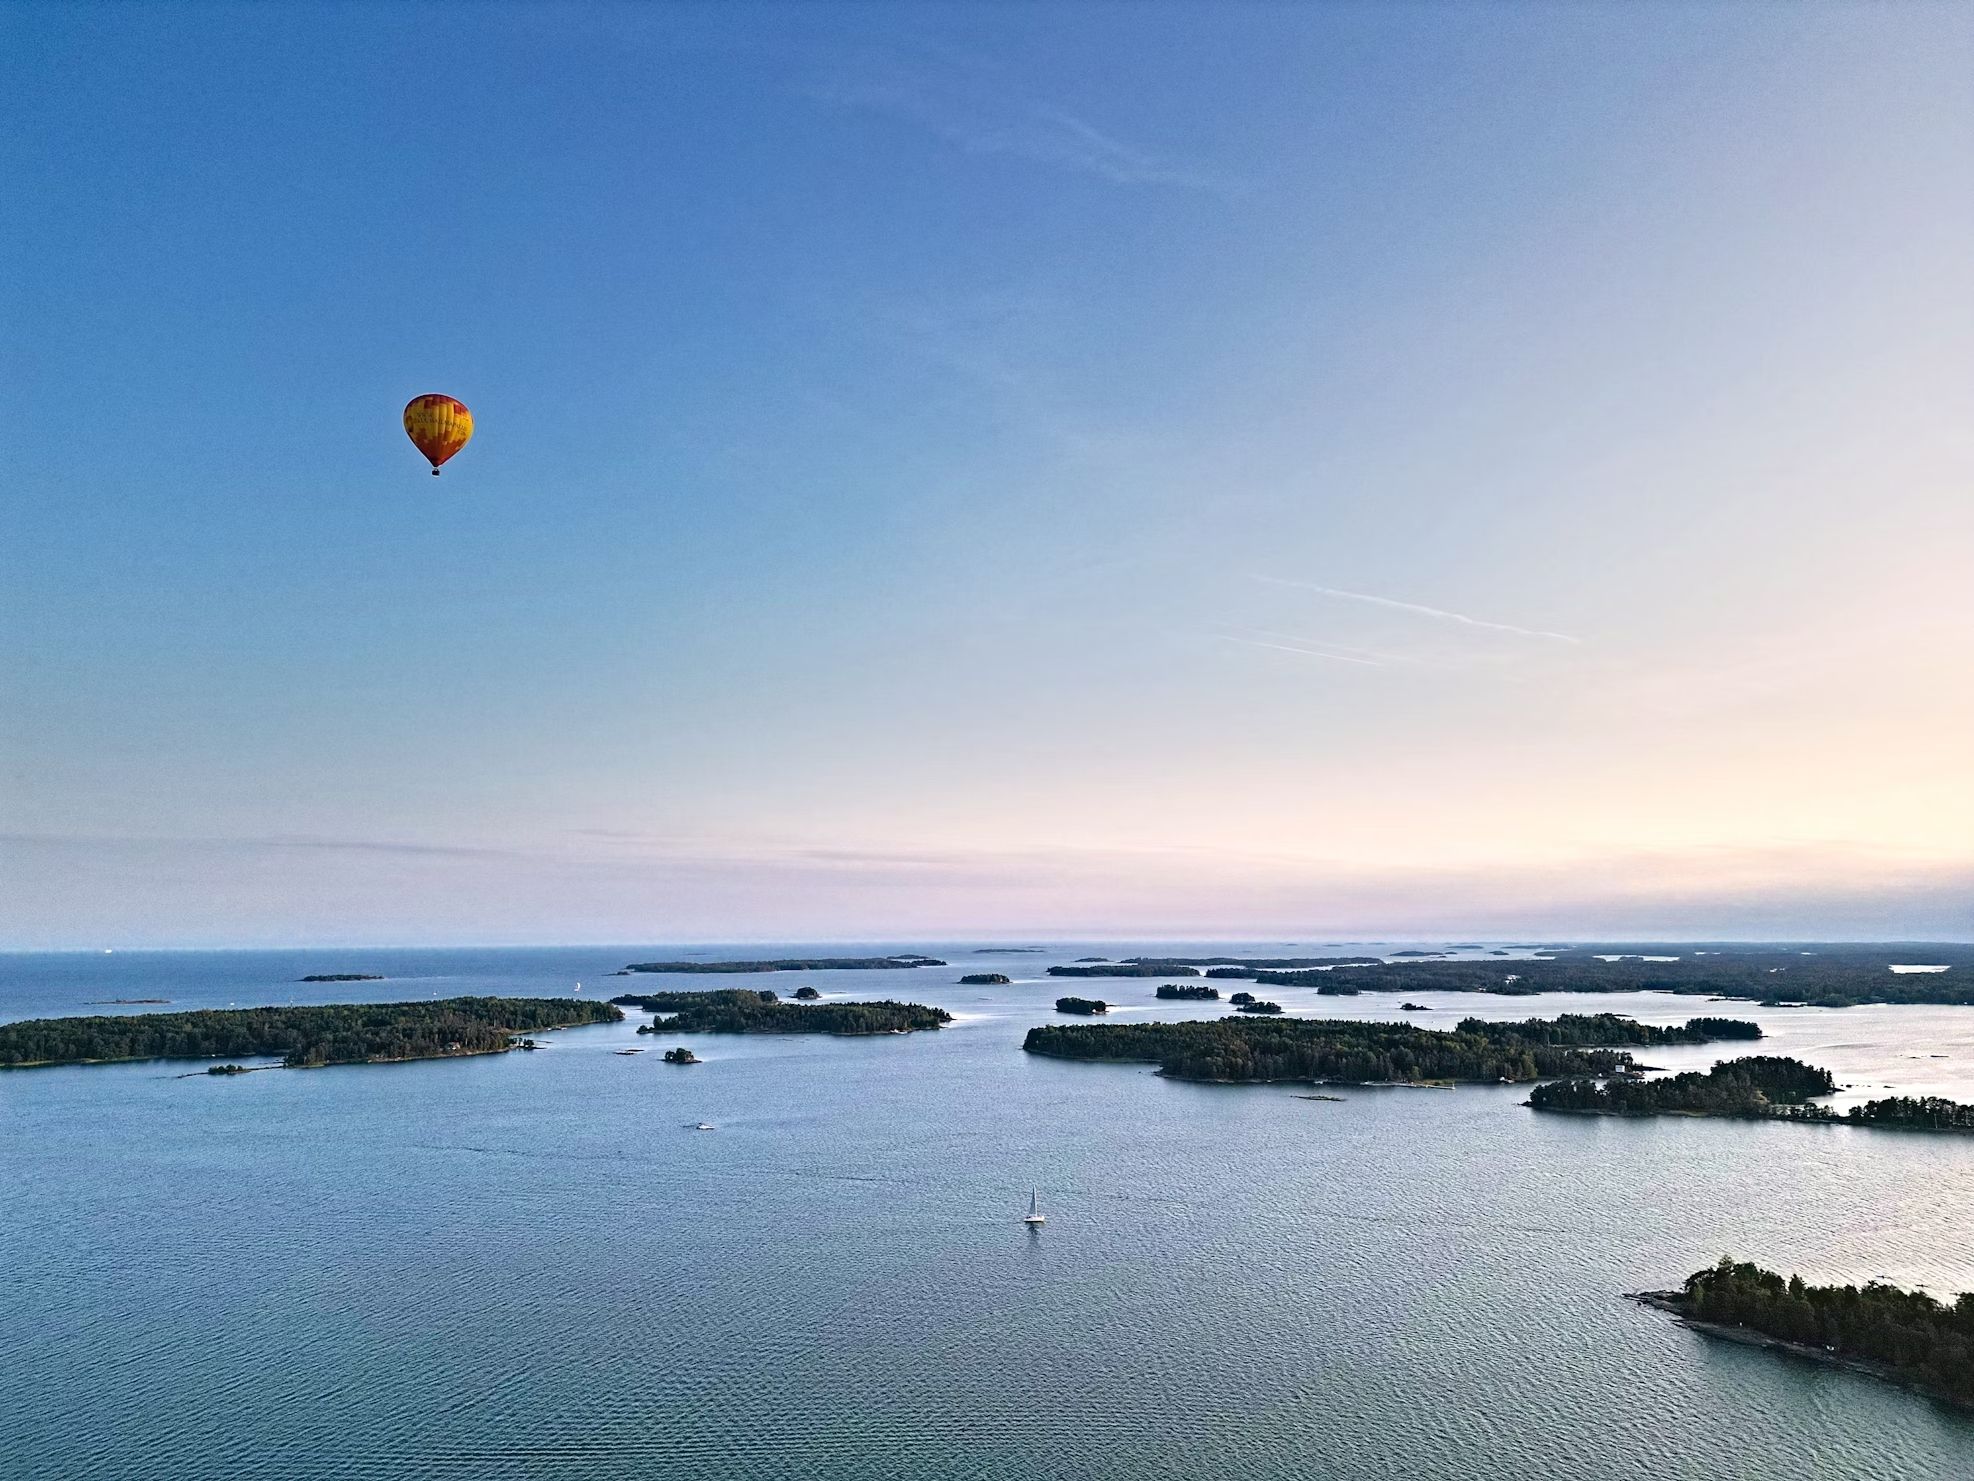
<box><xmin>1251</xmin><ymin>575</ymin><xmax>1582</xmax><ymax>644</ymax></box>
<box><xmin>811</xmin><ymin>66</ymin><xmax>1245</xmax><ymax>197</ymax></box>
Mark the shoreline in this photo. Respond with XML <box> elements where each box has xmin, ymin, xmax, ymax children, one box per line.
<box><xmin>1628</xmin><ymin>1291</ymin><xmax>1971</xmax><ymax>1411</ymax></box>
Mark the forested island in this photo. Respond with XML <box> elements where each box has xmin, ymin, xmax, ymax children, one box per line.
<box><xmin>960</xmin><ymin>973</ymin><xmax>1011</xmax><ymax>985</ymax></box>
<box><xmin>1532</xmin><ymin>1068</ymin><xmax>1974</xmax><ymax>1133</ymax></box>
<box><xmin>1016</xmin><ymin>1014</ymin><xmax>1751</xmax><ymax>1085</ymax></box>
<box><xmin>661</xmin><ymin>1046</ymin><xmax>700</xmax><ymax>1064</ymax></box>
<box><xmin>617</xmin><ymin>987</ymin><xmax>951</xmax><ymax>1035</ymax></box>
<box><xmin>792</xmin><ymin>986</ymin><xmax>821</xmax><ymax>1000</ymax></box>
<box><xmin>1236</xmin><ymin>1000</ymin><xmax>1284</xmax><ymax>1014</ymax></box>
<box><xmin>0</xmin><ymin>997</ymin><xmax>623</xmax><ymax>1069</ymax></box>
<box><xmin>620</xmin><ymin>955</ymin><xmax>945</xmax><ymax>974</ymax></box>
<box><xmin>1248</xmin><ymin>945</ymin><xmax>1974</xmax><ymax>1007</ymax></box>
<box><xmin>298</xmin><ymin>974</ymin><xmax>384</xmax><ymax>983</ymax></box>
<box><xmin>1049</xmin><ymin>963</ymin><xmax>1201</xmax><ymax>978</ymax></box>
<box><xmin>1529</xmin><ymin>1057</ymin><xmax>1834</xmax><ymax>1118</ymax></box>
<box><xmin>1054</xmin><ymin>996</ymin><xmax>1109</xmax><ymax>1015</ymax></box>
<box><xmin>1637</xmin><ymin>1260</ymin><xmax>1974</xmax><ymax>1408</ymax></box>
<box><xmin>1156</xmin><ymin>983</ymin><xmax>1220</xmax><ymax>1001</ymax></box>
<box><xmin>1846</xmin><ymin>1095</ymin><xmax>1974</xmax><ymax>1131</ymax></box>
<box><xmin>1121</xmin><ymin>956</ymin><xmax>1381</xmax><ymax>975</ymax></box>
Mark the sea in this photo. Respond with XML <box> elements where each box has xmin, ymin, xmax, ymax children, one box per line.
<box><xmin>3</xmin><ymin>942</ymin><xmax>1972</xmax><ymax>1480</ymax></box>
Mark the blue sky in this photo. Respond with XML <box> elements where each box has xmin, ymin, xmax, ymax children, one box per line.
<box><xmin>3</xmin><ymin>2</ymin><xmax>1970</xmax><ymax>946</ymax></box>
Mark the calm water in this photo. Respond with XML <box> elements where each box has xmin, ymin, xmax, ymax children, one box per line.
<box><xmin>4</xmin><ymin>943</ymin><xmax>1972</xmax><ymax>1480</ymax></box>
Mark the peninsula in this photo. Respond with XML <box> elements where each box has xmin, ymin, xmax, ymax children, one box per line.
<box><xmin>0</xmin><ymin>997</ymin><xmax>622</xmax><ymax>1070</ymax></box>
<box><xmin>1636</xmin><ymin>1260</ymin><xmax>1974</xmax><ymax>1409</ymax></box>
<box><xmin>617</xmin><ymin>987</ymin><xmax>950</xmax><ymax>1035</ymax></box>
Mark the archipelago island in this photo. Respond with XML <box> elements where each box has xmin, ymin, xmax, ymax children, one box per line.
<box><xmin>0</xmin><ymin>997</ymin><xmax>622</xmax><ymax>1070</ymax></box>
<box><xmin>619</xmin><ymin>988</ymin><xmax>950</xmax><ymax>1035</ymax></box>
<box><xmin>617</xmin><ymin>956</ymin><xmax>945</xmax><ymax>974</ymax></box>
<box><xmin>1022</xmin><ymin>1013</ymin><xmax>1763</xmax><ymax>1086</ymax></box>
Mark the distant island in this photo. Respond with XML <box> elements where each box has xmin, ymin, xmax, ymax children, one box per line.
<box><xmin>1020</xmin><ymin>1012</ymin><xmax>1757</xmax><ymax>1085</ymax></box>
<box><xmin>792</xmin><ymin>986</ymin><xmax>821</xmax><ymax>1000</ymax></box>
<box><xmin>1400</xmin><ymin>1002</ymin><xmax>1429</xmax><ymax>1011</ymax></box>
<box><xmin>620</xmin><ymin>955</ymin><xmax>945</xmax><ymax>974</ymax></box>
<box><xmin>960</xmin><ymin>973</ymin><xmax>1011</xmax><ymax>985</ymax></box>
<box><xmin>661</xmin><ymin>1046</ymin><xmax>700</xmax><ymax>1064</ymax></box>
<box><xmin>1054</xmin><ymin>996</ymin><xmax>1109</xmax><ymax>1015</ymax></box>
<box><xmin>1636</xmin><ymin>1260</ymin><xmax>1973</xmax><ymax>1409</ymax></box>
<box><xmin>1236</xmin><ymin>1000</ymin><xmax>1284</xmax><ymax>1015</ymax></box>
<box><xmin>0</xmin><ymin>997</ymin><xmax>622</xmax><ymax>1070</ymax></box>
<box><xmin>1050</xmin><ymin>963</ymin><xmax>1200</xmax><ymax>978</ymax></box>
<box><xmin>1123</xmin><ymin>956</ymin><xmax>1381</xmax><ymax>976</ymax></box>
<box><xmin>1532</xmin><ymin>1065</ymin><xmax>1974</xmax><ymax>1133</ymax></box>
<box><xmin>1155</xmin><ymin>983</ymin><xmax>1220</xmax><ymax>1001</ymax></box>
<box><xmin>297</xmin><ymin>974</ymin><xmax>384</xmax><ymax>983</ymax></box>
<box><xmin>617</xmin><ymin>987</ymin><xmax>950</xmax><ymax>1035</ymax></box>
<box><xmin>1246</xmin><ymin>944</ymin><xmax>1974</xmax><ymax>1007</ymax></box>
<box><xmin>84</xmin><ymin>997</ymin><xmax>171</xmax><ymax>1005</ymax></box>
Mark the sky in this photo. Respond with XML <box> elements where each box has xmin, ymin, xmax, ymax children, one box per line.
<box><xmin>2</xmin><ymin>1</ymin><xmax>1970</xmax><ymax>948</ymax></box>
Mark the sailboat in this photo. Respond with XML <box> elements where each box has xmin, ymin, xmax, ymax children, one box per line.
<box><xmin>1021</xmin><ymin>1190</ymin><xmax>1045</xmax><ymax>1226</ymax></box>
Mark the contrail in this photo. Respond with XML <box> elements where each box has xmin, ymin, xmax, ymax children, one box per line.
<box><xmin>1214</xmin><ymin>634</ymin><xmax>1385</xmax><ymax>666</ymax></box>
<box><xmin>1251</xmin><ymin>574</ymin><xmax>1581</xmax><ymax>643</ymax></box>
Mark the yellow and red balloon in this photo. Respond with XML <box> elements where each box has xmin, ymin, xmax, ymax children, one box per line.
<box><xmin>403</xmin><ymin>394</ymin><xmax>473</xmax><ymax>475</ymax></box>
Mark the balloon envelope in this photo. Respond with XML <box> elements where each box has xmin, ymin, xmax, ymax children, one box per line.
<box><xmin>403</xmin><ymin>394</ymin><xmax>473</xmax><ymax>474</ymax></box>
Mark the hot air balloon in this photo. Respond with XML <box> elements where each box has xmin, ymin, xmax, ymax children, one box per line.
<box><xmin>403</xmin><ymin>394</ymin><xmax>473</xmax><ymax>475</ymax></box>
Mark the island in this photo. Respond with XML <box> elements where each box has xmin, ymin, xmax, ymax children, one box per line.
<box><xmin>1053</xmin><ymin>996</ymin><xmax>1109</xmax><ymax>1015</ymax></box>
<box><xmin>1229</xmin><ymin>991</ymin><xmax>1256</xmax><ymax>1005</ymax></box>
<box><xmin>661</xmin><ymin>1046</ymin><xmax>700</xmax><ymax>1064</ymax></box>
<box><xmin>0</xmin><ymin>997</ymin><xmax>623</xmax><ymax>1070</ymax></box>
<box><xmin>1531</xmin><ymin>1069</ymin><xmax>1974</xmax><ymax>1134</ymax></box>
<box><xmin>297</xmin><ymin>974</ymin><xmax>384</xmax><ymax>983</ymax></box>
<box><xmin>1528</xmin><ymin>1056</ymin><xmax>1835</xmax><ymax>1119</ymax></box>
<box><xmin>1121</xmin><ymin>956</ymin><xmax>1381</xmax><ymax>978</ymax></box>
<box><xmin>618</xmin><ymin>956</ymin><xmax>945</xmax><ymax>974</ymax></box>
<box><xmin>1017</xmin><ymin>1014</ymin><xmax>1748</xmax><ymax>1085</ymax></box>
<box><xmin>206</xmin><ymin>1063</ymin><xmax>252</xmax><ymax>1076</ymax></box>
<box><xmin>1635</xmin><ymin>1259</ymin><xmax>1973</xmax><ymax>1408</ymax></box>
<box><xmin>1049</xmin><ymin>963</ymin><xmax>1201</xmax><ymax>978</ymax></box>
<box><xmin>1236</xmin><ymin>1000</ymin><xmax>1284</xmax><ymax>1015</ymax></box>
<box><xmin>617</xmin><ymin>988</ymin><xmax>951</xmax><ymax>1035</ymax></box>
<box><xmin>84</xmin><ymin>997</ymin><xmax>172</xmax><ymax>1005</ymax></box>
<box><xmin>960</xmin><ymin>973</ymin><xmax>1011</xmax><ymax>985</ymax></box>
<box><xmin>1244</xmin><ymin>943</ymin><xmax>1974</xmax><ymax>1007</ymax></box>
<box><xmin>1155</xmin><ymin>983</ymin><xmax>1220</xmax><ymax>1001</ymax></box>
<box><xmin>1845</xmin><ymin>1095</ymin><xmax>1974</xmax><ymax>1131</ymax></box>
<box><xmin>1401</xmin><ymin>1002</ymin><xmax>1429</xmax><ymax>1011</ymax></box>
<box><xmin>792</xmin><ymin>986</ymin><xmax>822</xmax><ymax>1000</ymax></box>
